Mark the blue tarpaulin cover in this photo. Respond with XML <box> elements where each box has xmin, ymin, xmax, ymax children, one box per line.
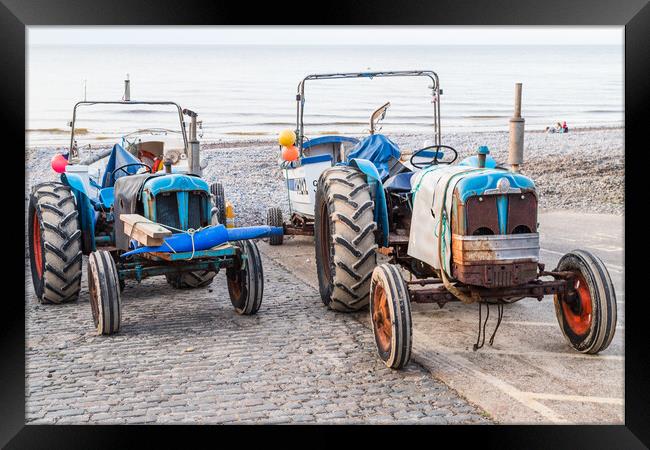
<box><xmin>121</xmin><ymin>224</ymin><xmax>284</xmax><ymax>257</ymax></box>
<box><xmin>345</xmin><ymin>134</ymin><xmax>401</xmax><ymax>180</ymax></box>
<box><xmin>101</xmin><ymin>144</ymin><xmax>143</xmax><ymax>188</ymax></box>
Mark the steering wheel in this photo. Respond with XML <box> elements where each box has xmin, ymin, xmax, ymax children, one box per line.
<box><xmin>410</xmin><ymin>144</ymin><xmax>458</xmax><ymax>168</ymax></box>
<box><xmin>111</xmin><ymin>163</ymin><xmax>151</xmax><ymax>182</ymax></box>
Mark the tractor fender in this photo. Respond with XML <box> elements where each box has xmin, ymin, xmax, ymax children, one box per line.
<box><xmin>61</xmin><ymin>173</ymin><xmax>97</xmax><ymax>253</ymax></box>
<box><xmin>345</xmin><ymin>158</ymin><xmax>389</xmax><ymax>247</ymax></box>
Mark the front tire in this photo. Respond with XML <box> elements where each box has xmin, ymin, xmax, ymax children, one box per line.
<box><xmin>314</xmin><ymin>166</ymin><xmax>377</xmax><ymax>312</ymax></box>
<box><xmin>227</xmin><ymin>240</ymin><xmax>263</xmax><ymax>315</ymax></box>
<box><xmin>553</xmin><ymin>250</ymin><xmax>617</xmax><ymax>354</ymax></box>
<box><xmin>88</xmin><ymin>250</ymin><xmax>121</xmax><ymax>335</ymax></box>
<box><xmin>370</xmin><ymin>264</ymin><xmax>412</xmax><ymax>369</ymax></box>
<box><xmin>267</xmin><ymin>207</ymin><xmax>284</xmax><ymax>245</ymax></box>
<box><xmin>28</xmin><ymin>182</ymin><xmax>82</xmax><ymax>304</ymax></box>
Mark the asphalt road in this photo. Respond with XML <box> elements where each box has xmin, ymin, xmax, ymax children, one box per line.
<box><xmin>258</xmin><ymin>210</ymin><xmax>624</xmax><ymax>424</ymax></box>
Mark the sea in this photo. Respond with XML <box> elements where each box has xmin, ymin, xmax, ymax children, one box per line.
<box><xmin>27</xmin><ymin>44</ymin><xmax>623</xmax><ymax>147</ymax></box>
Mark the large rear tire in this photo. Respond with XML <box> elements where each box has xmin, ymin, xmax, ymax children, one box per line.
<box><xmin>88</xmin><ymin>250</ymin><xmax>121</xmax><ymax>335</ymax></box>
<box><xmin>165</xmin><ymin>271</ymin><xmax>216</xmax><ymax>289</ymax></box>
<box><xmin>227</xmin><ymin>240</ymin><xmax>263</xmax><ymax>315</ymax></box>
<box><xmin>210</xmin><ymin>182</ymin><xmax>226</xmax><ymax>225</ymax></box>
<box><xmin>553</xmin><ymin>249</ymin><xmax>617</xmax><ymax>354</ymax></box>
<box><xmin>267</xmin><ymin>207</ymin><xmax>284</xmax><ymax>246</ymax></box>
<box><xmin>370</xmin><ymin>264</ymin><xmax>412</xmax><ymax>369</ymax></box>
<box><xmin>28</xmin><ymin>182</ymin><xmax>82</xmax><ymax>304</ymax></box>
<box><xmin>314</xmin><ymin>166</ymin><xmax>377</xmax><ymax>312</ymax></box>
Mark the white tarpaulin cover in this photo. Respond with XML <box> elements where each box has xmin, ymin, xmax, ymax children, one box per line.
<box><xmin>407</xmin><ymin>165</ymin><xmax>491</xmax><ymax>277</ymax></box>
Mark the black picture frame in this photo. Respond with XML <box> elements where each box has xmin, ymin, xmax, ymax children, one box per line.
<box><xmin>3</xmin><ymin>0</ymin><xmax>647</xmax><ymax>447</ymax></box>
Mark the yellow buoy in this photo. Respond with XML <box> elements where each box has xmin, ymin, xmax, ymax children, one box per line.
<box><xmin>225</xmin><ymin>201</ymin><xmax>235</xmax><ymax>228</ymax></box>
<box><xmin>278</xmin><ymin>129</ymin><xmax>296</xmax><ymax>147</ymax></box>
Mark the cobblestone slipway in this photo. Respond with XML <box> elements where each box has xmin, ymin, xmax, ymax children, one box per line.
<box><xmin>25</xmin><ymin>254</ymin><xmax>489</xmax><ymax>424</ymax></box>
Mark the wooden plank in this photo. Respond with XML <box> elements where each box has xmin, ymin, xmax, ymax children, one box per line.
<box><xmin>146</xmin><ymin>244</ymin><xmax>236</xmax><ymax>261</ymax></box>
<box><xmin>120</xmin><ymin>214</ymin><xmax>172</xmax><ymax>239</ymax></box>
<box><xmin>123</xmin><ymin>222</ymin><xmax>164</xmax><ymax>247</ymax></box>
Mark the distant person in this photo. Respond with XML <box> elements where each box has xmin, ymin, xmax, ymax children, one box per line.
<box><xmin>562</xmin><ymin>121</ymin><xmax>569</xmax><ymax>133</ymax></box>
<box><xmin>545</xmin><ymin>122</ymin><xmax>564</xmax><ymax>133</ymax></box>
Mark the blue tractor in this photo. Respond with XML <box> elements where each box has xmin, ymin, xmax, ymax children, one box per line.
<box><xmin>285</xmin><ymin>71</ymin><xmax>617</xmax><ymax>369</ymax></box>
<box><xmin>28</xmin><ymin>83</ymin><xmax>280</xmax><ymax>335</ymax></box>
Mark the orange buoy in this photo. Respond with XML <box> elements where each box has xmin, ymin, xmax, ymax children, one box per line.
<box><xmin>281</xmin><ymin>145</ymin><xmax>299</xmax><ymax>162</ymax></box>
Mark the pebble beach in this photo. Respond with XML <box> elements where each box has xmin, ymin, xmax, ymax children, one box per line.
<box><xmin>25</xmin><ymin>127</ymin><xmax>624</xmax><ymax>227</ymax></box>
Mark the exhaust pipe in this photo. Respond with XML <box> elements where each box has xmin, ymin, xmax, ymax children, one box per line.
<box><xmin>508</xmin><ymin>83</ymin><xmax>524</xmax><ymax>172</ymax></box>
<box><xmin>477</xmin><ymin>145</ymin><xmax>489</xmax><ymax>168</ymax></box>
<box><xmin>183</xmin><ymin>108</ymin><xmax>201</xmax><ymax>176</ymax></box>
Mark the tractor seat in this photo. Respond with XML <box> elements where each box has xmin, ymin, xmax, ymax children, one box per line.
<box><xmin>384</xmin><ymin>171</ymin><xmax>415</xmax><ymax>193</ymax></box>
<box><xmin>98</xmin><ymin>187</ymin><xmax>115</xmax><ymax>209</ymax></box>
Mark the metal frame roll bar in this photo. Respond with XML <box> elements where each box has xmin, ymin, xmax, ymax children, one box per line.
<box><xmin>295</xmin><ymin>70</ymin><xmax>441</xmax><ymax>151</ymax></box>
<box><xmin>69</xmin><ymin>100</ymin><xmax>188</xmax><ymax>161</ymax></box>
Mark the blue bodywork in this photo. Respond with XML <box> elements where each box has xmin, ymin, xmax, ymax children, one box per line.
<box><xmin>140</xmin><ymin>174</ymin><xmax>211</xmax><ymax>230</ymax></box>
<box><xmin>453</xmin><ymin>167</ymin><xmax>535</xmax><ymax>203</ymax></box>
<box><xmin>458</xmin><ymin>154</ymin><xmax>497</xmax><ymax>169</ymax></box>
<box><xmin>59</xmin><ymin>144</ymin><xmax>215</xmax><ymax>253</ymax></box>
<box><xmin>301</xmin><ymin>154</ymin><xmax>332</xmax><ymax>165</ymax></box>
<box><xmin>302</xmin><ymin>135</ymin><xmax>359</xmax><ymax>151</ymax></box>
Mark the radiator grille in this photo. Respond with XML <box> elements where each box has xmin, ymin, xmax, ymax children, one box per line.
<box><xmin>188</xmin><ymin>193</ymin><xmax>203</xmax><ymax>229</ymax></box>
<box><xmin>156</xmin><ymin>193</ymin><xmax>180</xmax><ymax>230</ymax></box>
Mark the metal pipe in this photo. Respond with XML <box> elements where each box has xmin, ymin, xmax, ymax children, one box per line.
<box><xmin>508</xmin><ymin>83</ymin><xmax>525</xmax><ymax>172</ymax></box>
<box><xmin>69</xmin><ymin>100</ymin><xmax>189</xmax><ymax>160</ymax></box>
<box><xmin>477</xmin><ymin>146</ymin><xmax>489</xmax><ymax>168</ymax></box>
<box><xmin>184</xmin><ymin>109</ymin><xmax>201</xmax><ymax>176</ymax></box>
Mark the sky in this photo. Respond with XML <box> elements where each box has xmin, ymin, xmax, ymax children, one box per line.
<box><xmin>28</xmin><ymin>26</ymin><xmax>623</xmax><ymax>47</ymax></box>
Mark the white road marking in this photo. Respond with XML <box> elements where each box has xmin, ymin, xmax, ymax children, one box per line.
<box><xmin>418</xmin><ymin>345</ymin><xmax>567</xmax><ymax>423</ymax></box>
<box><xmin>524</xmin><ymin>392</ymin><xmax>623</xmax><ymax>405</ymax></box>
<box><xmin>504</xmin><ymin>320</ymin><xmax>624</xmax><ymax>331</ymax></box>
<box><xmin>448</xmin><ymin>348</ymin><xmax>624</xmax><ymax>361</ymax></box>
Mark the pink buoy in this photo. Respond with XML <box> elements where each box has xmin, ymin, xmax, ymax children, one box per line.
<box><xmin>51</xmin><ymin>153</ymin><xmax>68</xmax><ymax>173</ymax></box>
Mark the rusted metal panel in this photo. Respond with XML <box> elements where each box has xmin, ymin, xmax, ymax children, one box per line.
<box><xmin>410</xmin><ymin>278</ymin><xmax>568</xmax><ymax>304</ymax></box>
<box><xmin>507</xmin><ymin>192</ymin><xmax>538</xmax><ymax>233</ymax></box>
<box><xmin>450</xmin><ymin>232</ymin><xmax>540</xmax><ymax>287</ymax></box>
<box><xmin>451</xmin><ymin>233</ymin><xmax>539</xmax><ymax>265</ymax></box>
<box><xmin>283</xmin><ymin>226</ymin><xmax>314</xmax><ymax>236</ymax></box>
<box><xmin>465</xmin><ymin>195</ymin><xmax>499</xmax><ymax>235</ymax></box>
<box><xmin>452</xmin><ymin>261</ymin><xmax>538</xmax><ymax>287</ymax></box>
<box><xmin>283</xmin><ymin>213</ymin><xmax>315</xmax><ymax>236</ymax></box>
<box><xmin>451</xmin><ymin>191</ymin><xmax>465</xmax><ymax>235</ymax></box>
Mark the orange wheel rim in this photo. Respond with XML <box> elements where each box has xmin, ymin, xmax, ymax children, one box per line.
<box><xmin>372</xmin><ymin>281</ymin><xmax>392</xmax><ymax>354</ymax></box>
<box><xmin>562</xmin><ymin>272</ymin><xmax>593</xmax><ymax>336</ymax></box>
<box><xmin>89</xmin><ymin>263</ymin><xmax>100</xmax><ymax>328</ymax></box>
<box><xmin>33</xmin><ymin>214</ymin><xmax>43</xmax><ymax>278</ymax></box>
<box><xmin>228</xmin><ymin>271</ymin><xmax>243</xmax><ymax>299</ymax></box>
